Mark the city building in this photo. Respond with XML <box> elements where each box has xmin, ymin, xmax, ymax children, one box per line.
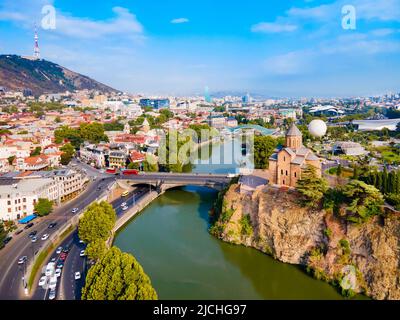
<box><xmin>108</xmin><ymin>151</ymin><xmax>127</xmax><ymax>168</ymax></box>
<box><xmin>268</xmin><ymin>123</ymin><xmax>321</xmax><ymax>187</ymax></box>
<box><xmin>139</xmin><ymin>99</ymin><xmax>170</xmax><ymax>109</ymax></box>
<box><xmin>333</xmin><ymin>141</ymin><xmax>368</xmax><ymax>156</ymax></box>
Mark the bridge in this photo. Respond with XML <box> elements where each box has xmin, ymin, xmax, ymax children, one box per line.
<box><xmin>118</xmin><ymin>172</ymin><xmax>234</xmax><ymax>192</ymax></box>
<box><xmin>225</xmin><ymin>125</ymin><xmax>278</xmax><ymax>136</ymax></box>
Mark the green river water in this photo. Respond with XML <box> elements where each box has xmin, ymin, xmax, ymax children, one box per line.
<box><xmin>114</xmin><ymin>139</ymin><xmax>365</xmax><ymax>299</ymax></box>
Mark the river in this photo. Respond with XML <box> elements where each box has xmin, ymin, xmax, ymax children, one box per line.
<box><xmin>114</xmin><ymin>138</ymin><xmax>362</xmax><ymax>299</ymax></box>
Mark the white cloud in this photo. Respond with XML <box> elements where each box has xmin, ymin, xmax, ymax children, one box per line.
<box><xmin>263</xmin><ymin>51</ymin><xmax>315</xmax><ymax>75</ymax></box>
<box><xmin>0</xmin><ymin>1</ymin><xmax>144</xmax><ymax>40</ymax></box>
<box><xmin>251</xmin><ymin>22</ymin><xmax>298</xmax><ymax>33</ymax></box>
<box><xmin>171</xmin><ymin>18</ymin><xmax>189</xmax><ymax>24</ymax></box>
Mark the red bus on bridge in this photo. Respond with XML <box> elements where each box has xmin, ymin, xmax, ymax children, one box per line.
<box><xmin>121</xmin><ymin>169</ymin><xmax>139</xmax><ymax>176</ymax></box>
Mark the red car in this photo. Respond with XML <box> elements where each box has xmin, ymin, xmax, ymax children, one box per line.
<box><xmin>122</xmin><ymin>169</ymin><xmax>139</xmax><ymax>176</ymax></box>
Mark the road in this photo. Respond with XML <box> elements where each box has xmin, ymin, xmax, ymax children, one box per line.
<box><xmin>0</xmin><ymin>175</ymin><xmax>115</xmax><ymax>300</ymax></box>
<box><xmin>31</xmin><ymin>186</ymin><xmax>149</xmax><ymax>300</ymax></box>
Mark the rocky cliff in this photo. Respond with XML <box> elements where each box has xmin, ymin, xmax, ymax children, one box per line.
<box><xmin>211</xmin><ymin>184</ymin><xmax>400</xmax><ymax>300</ymax></box>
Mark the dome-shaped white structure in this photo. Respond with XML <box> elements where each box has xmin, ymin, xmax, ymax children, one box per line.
<box><xmin>308</xmin><ymin>119</ymin><xmax>327</xmax><ymax>138</ymax></box>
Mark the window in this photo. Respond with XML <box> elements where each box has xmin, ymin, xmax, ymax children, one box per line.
<box><xmin>294</xmin><ymin>172</ymin><xmax>297</xmax><ymax>178</ymax></box>
<box><xmin>284</xmin><ymin>156</ymin><xmax>286</xmax><ymax>162</ymax></box>
<box><xmin>281</xmin><ymin>169</ymin><xmax>283</xmax><ymax>175</ymax></box>
<box><xmin>7</xmin><ymin>200</ymin><xmax>11</xmax><ymax>205</ymax></box>
<box><xmin>23</xmin><ymin>198</ymin><xmax>26</xmax><ymax>202</ymax></box>
<box><xmin>286</xmin><ymin>170</ymin><xmax>288</xmax><ymax>176</ymax></box>
<box><xmin>8</xmin><ymin>208</ymin><xmax>11</xmax><ymax>213</ymax></box>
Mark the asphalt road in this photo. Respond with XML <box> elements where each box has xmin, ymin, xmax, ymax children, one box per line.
<box><xmin>0</xmin><ymin>176</ymin><xmax>115</xmax><ymax>300</ymax></box>
<box><xmin>31</xmin><ymin>186</ymin><xmax>149</xmax><ymax>300</ymax></box>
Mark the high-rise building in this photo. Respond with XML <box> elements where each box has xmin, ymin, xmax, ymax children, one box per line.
<box><xmin>242</xmin><ymin>93</ymin><xmax>251</xmax><ymax>105</ymax></box>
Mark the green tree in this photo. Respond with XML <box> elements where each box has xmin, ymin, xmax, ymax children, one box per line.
<box><xmin>81</xmin><ymin>247</ymin><xmax>157</xmax><ymax>300</ymax></box>
<box><xmin>55</xmin><ymin>116</ymin><xmax>62</xmax><ymax>123</ymax></box>
<box><xmin>85</xmin><ymin>239</ymin><xmax>107</xmax><ymax>261</ymax></box>
<box><xmin>0</xmin><ymin>222</ymin><xmax>7</xmax><ymax>249</ymax></box>
<box><xmin>341</xmin><ymin>180</ymin><xmax>384</xmax><ymax>223</ymax></box>
<box><xmin>60</xmin><ymin>143</ymin><xmax>76</xmax><ymax>165</ymax></box>
<box><xmin>296</xmin><ymin>165</ymin><xmax>328</xmax><ymax>208</ymax></box>
<box><xmin>30</xmin><ymin>146</ymin><xmax>42</xmax><ymax>156</ymax></box>
<box><xmin>34</xmin><ymin>198</ymin><xmax>53</xmax><ymax>216</ymax></box>
<box><xmin>253</xmin><ymin>136</ymin><xmax>279</xmax><ymax>169</ymax></box>
<box><xmin>78</xmin><ymin>202</ymin><xmax>116</xmax><ymax>245</ymax></box>
<box><xmin>127</xmin><ymin>162</ymin><xmax>140</xmax><ymax>170</ymax></box>
<box><xmin>80</xmin><ymin>122</ymin><xmax>109</xmax><ymax>144</ymax></box>
<box><xmin>54</xmin><ymin>126</ymin><xmax>83</xmax><ymax>148</ymax></box>
<box><xmin>336</xmin><ymin>164</ymin><xmax>342</xmax><ymax>177</ymax></box>
<box><xmin>7</xmin><ymin>156</ymin><xmax>15</xmax><ymax>165</ymax></box>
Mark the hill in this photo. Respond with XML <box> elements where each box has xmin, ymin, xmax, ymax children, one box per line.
<box><xmin>0</xmin><ymin>55</ymin><xmax>119</xmax><ymax>96</ymax></box>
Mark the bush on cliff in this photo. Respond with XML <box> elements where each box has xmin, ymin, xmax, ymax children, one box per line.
<box><xmin>296</xmin><ymin>165</ymin><xmax>328</xmax><ymax>208</ymax></box>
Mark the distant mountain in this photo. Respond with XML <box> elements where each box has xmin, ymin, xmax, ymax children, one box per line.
<box><xmin>0</xmin><ymin>55</ymin><xmax>119</xmax><ymax>96</ymax></box>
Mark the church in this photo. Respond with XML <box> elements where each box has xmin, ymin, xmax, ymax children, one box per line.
<box><xmin>268</xmin><ymin>123</ymin><xmax>321</xmax><ymax>187</ymax></box>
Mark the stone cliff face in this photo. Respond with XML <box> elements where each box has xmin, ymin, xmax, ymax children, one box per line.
<box><xmin>213</xmin><ymin>184</ymin><xmax>400</xmax><ymax>300</ymax></box>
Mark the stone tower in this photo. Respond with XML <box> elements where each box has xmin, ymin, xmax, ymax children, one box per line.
<box><xmin>285</xmin><ymin>123</ymin><xmax>302</xmax><ymax>150</ymax></box>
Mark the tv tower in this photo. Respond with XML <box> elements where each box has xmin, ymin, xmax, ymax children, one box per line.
<box><xmin>34</xmin><ymin>24</ymin><xmax>40</xmax><ymax>60</ymax></box>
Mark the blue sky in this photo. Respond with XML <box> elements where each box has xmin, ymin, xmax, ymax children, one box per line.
<box><xmin>0</xmin><ymin>0</ymin><xmax>399</xmax><ymax>97</ymax></box>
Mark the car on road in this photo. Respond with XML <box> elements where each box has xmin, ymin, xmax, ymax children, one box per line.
<box><xmin>121</xmin><ymin>202</ymin><xmax>127</xmax><ymax>207</ymax></box>
<box><xmin>80</xmin><ymin>250</ymin><xmax>85</xmax><ymax>257</ymax></box>
<box><xmin>62</xmin><ymin>246</ymin><xmax>70</xmax><ymax>253</ymax></box>
<box><xmin>50</xmin><ymin>257</ymin><xmax>57</xmax><ymax>263</ymax></box>
<box><xmin>31</xmin><ymin>236</ymin><xmax>37</xmax><ymax>243</ymax></box>
<box><xmin>49</xmin><ymin>288</ymin><xmax>56</xmax><ymax>300</ymax></box>
<box><xmin>48</xmin><ymin>223</ymin><xmax>57</xmax><ymax>229</ymax></box>
<box><xmin>55</xmin><ymin>268</ymin><xmax>62</xmax><ymax>278</ymax></box>
<box><xmin>79</xmin><ymin>239</ymin><xmax>84</xmax><ymax>244</ymax></box>
<box><xmin>122</xmin><ymin>190</ymin><xmax>129</xmax><ymax>197</ymax></box>
<box><xmin>28</xmin><ymin>231</ymin><xmax>37</xmax><ymax>238</ymax></box>
<box><xmin>56</xmin><ymin>247</ymin><xmax>62</xmax><ymax>254</ymax></box>
<box><xmin>57</xmin><ymin>262</ymin><xmax>64</xmax><ymax>269</ymax></box>
<box><xmin>48</xmin><ymin>276</ymin><xmax>57</xmax><ymax>290</ymax></box>
<box><xmin>18</xmin><ymin>256</ymin><xmax>27</xmax><ymax>265</ymax></box>
<box><xmin>41</xmin><ymin>234</ymin><xmax>49</xmax><ymax>241</ymax></box>
<box><xmin>24</xmin><ymin>223</ymin><xmax>34</xmax><ymax>230</ymax></box>
<box><xmin>71</xmin><ymin>208</ymin><xmax>79</xmax><ymax>214</ymax></box>
<box><xmin>38</xmin><ymin>276</ymin><xmax>47</xmax><ymax>287</ymax></box>
<box><xmin>121</xmin><ymin>205</ymin><xmax>128</xmax><ymax>211</ymax></box>
<box><xmin>45</xmin><ymin>262</ymin><xmax>56</xmax><ymax>277</ymax></box>
<box><xmin>74</xmin><ymin>272</ymin><xmax>81</xmax><ymax>280</ymax></box>
<box><xmin>3</xmin><ymin>236</ymin><xmax>12</xmax><ymax>245</ymax></box>
<box><xmin>15</xmin><ymin>229</ymin><xmax>23</xmax><ymax>235</ymax></box>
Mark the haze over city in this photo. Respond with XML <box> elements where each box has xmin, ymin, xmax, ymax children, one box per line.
<box><xmin>1</xmin><ymin>0</ymin><xmax>399</xmax><ymax>97</ymax></box>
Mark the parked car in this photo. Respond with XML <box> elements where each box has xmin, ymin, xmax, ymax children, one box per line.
<box><xmin>3</xmin><ymin>237</ymin><xmax>12</xmax><ymax>245</ymax></box>
<box><xmin>38</xmin><ymin>276</ymin><xmax>47</xmax><ymax>287</ymax></box>
<box><xmin>24</xmin><ymin>223</ymin><xmax>34</xmax><ymax>230</ymax></box>
<box><xmin>48</xmin><ymin>276</ymin><xmax>57</xmax><ymax>290</ymax></box>
<box><xmin>121</xmin><ymin>202</ymin><xmax>127</xmax><ymax>207</ymax></box>
<box><xmin>31</xmin><ymin>236</ymin><xmax>37</xmax><ymax>243</ymax></box>
<box><xmin>55</xmin><ymin>268</ymin><xmax>62</xmax><ymax>278</ymax></box>
<box><xmin>49</xmin><ymin>288</ymin><xmax>56</xmax><ymax>300</ymax></box>
<box><xmin>121</xmin><ymin>205</ymin><xmax>128</xmax><ymax>211</ymax></box>
<box><xmin>56</xmin><ymin>247</ymin><xmax>62</xmax><ymax>254</ymax></box>
<box><xmin>62</xmin><ymin>246</ymin><xmax>70</xmax><ymax>253</ymax></box>
<box><xmin>17</xmin><ymin>256</ymin><xmax>27</xmax><ymax>265</ymax></box>
<box><xmin>45</xmin><ymin>262</ymin><xmax>56</xmax><ymax>277</ymax></box>
<box><xmin>50</xmin><ymin>257</ymin><xmax>57</xmax><ymax>263</ymax></box>
<box><xmin>41</xmin><ymin>234</ymin><xmax>49</xmax><ymax>241</ymax></box>
<box><xmin>74</xmin><ymin>272</ymin><xmax>81</xmax><ymax>280</ymax></box>
<box><xmin>15</xmin><ymin>229</ymin><xmax>23</xmax><ymax>235</ymax></box>
<box><xmin>56</xmin><ymin>262</ymin><xmax>64</xmax><ymax>269</ymax></box>
<box><xmin>48</xmin><ymin>223</ymin><xmax>57</xmax><ymax>229</ymax></box>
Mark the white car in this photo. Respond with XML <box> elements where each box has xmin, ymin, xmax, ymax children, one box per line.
<box><xmin>41</xmin><ymin>234</ymin><xmax>49</xmax><ymax>241</ymax></box>
<box><xmin>74</xmin><ymin>272</ymin><xmax>81</xmax><ymax>280</ymax></box>
<box><xmin>38</xmin><ymin>276</ymin><xmax>47</xmax><ymax>287</ymax></box>
<box><xmin>79</xmin><ymin>250</ymin><xmax>85</xmax><ymax>257</ymax></box>
<box><xmin>121</xmin><ymin>202</ymin><xmax>127</xmax><ymax>207</ymax></box>
<box><xmin>18</xmin><ymin>256</ymin><xmax>27</xmax><ymax>265</ymax></box>
<box><xmin>121</xmin><ymin>205</ymin><xmax>128</xmax><ymax>211</ymax></box>
<box><xmin>48</xmin><ymin>276</ymin><xmax>57</xmax><ymax>290</ymax></box>
<box><xmin>56</xmin><ymin>247</ymin><xmax>62</xmax><ymax>254</ymax></box>
<box><xmin>49</xmin><ymin>289</ymin><xmax>56</xmax><ymax>300</ymax></box>
<box><xmin>31</xmin><ymin>236</ymin><xmax>37</xmax><ymax>243</ymax></box>
<box><xmin>71</xmin><ymin>208</ymin><xmax>79</xmax><ymax>214</ymax></box>
<box><xmin>55</xmin><ymin>268</ymin><xmax>62</xmax><ymax>278</ymax></box>
<box><xmin>79</xmin><ymin>239</ymin><xmax>84</xmax><ymax>244</ymax></box>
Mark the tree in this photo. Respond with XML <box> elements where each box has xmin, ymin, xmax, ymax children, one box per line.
<box><xmin>7</xmin><ymin>156</ymin><xmax>15</xmax><ymax>166</ymax></box>
<box><xmin>34</xmin><ymin>198</ymin><xmax>53</xmax><ymax>216</ymax></box>
<box><xmin>55</xmin><ymin>116</ymin><xmax>62</xmax><ymax>123</ymax></box>
<box><xmin>341</xmin><ymin>180</ymin><xmax>384</xmax><ymax>223</ymax></box>
<box><xmin>253</xmin><ymin>136</ymin><xmax>279</xmax><ymax>169</ymax></box>
<box><xmin>296</xmin><ymin>165</ymin><xmax>328</xmax><ymax>208</ymax></box>
<box><xmin>60</xmin><ymin>143</ymin><xmax>76</xmax><ymax>165</ymax></box>
<box><xmin>79</xmin><ymin>122</ymin><xmax>109</xmax><ymax>144</ymax></box>
<box><xmin>30</xmin><ymin>146</ymin><xmax>42</xmax><ymax>156</ymax></box>
<box><xmin>81</xmin><ymin>247</ymin><xmax>157</xmax><ymax>300</ymax></box>
<box><xmin>78</xmin><ymin>202</ymin><xmax>116</xmax><ymax>245</ymax></box>
<box><xmin>85</xmin><ymin>239</ymin><xmax>107</xmax><ymax>261</ymax></box>
<box><xmin>127</xmin><ymin>162</ymin><xmax>140</xmax><ymax>170</ymax></box>
<box><xmin>54</xmin><ymin>126</ymin><xmax>83</xmax><ymax>148</ymax></box>
<box><xmin>0</xmin><ymin>222</ymin><xmax>7</xmax><ymax>249</ymax></box>
<box><xmin>336</xmin><ymin>164</ymin><xmax>342</xmax><ymax>177</ymax></box>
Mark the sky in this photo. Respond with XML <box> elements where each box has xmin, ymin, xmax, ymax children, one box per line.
<box><xmin>0</xmin><ymin>0</ymin><xmax>399</xmax><ymax>97</ymax></box>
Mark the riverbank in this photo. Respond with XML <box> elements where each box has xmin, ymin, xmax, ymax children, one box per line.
<box><xmin>211</xmin><ymin>183</ymin><xmax>400</xmax><ymax>300</ymax></box>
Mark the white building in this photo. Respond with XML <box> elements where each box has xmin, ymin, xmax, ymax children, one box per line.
<box><xmin>0</xmin><ymin>178</ymin><xmax>60</xmax><ymax>221</ymax></box>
